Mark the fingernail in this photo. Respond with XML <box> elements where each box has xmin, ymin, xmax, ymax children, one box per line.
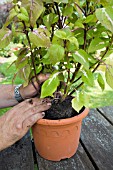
<box><xmin>42</xmin><ymin>112</ymin><xmax>45</xmax><ymax>117</ymax></box>
<box><xmin>47</xmin><ymin>103</ymin><xmax>51</xmax><ymax>106</ymax></box>
<box><xmin>46</xmin><ymin>74</ymin><xmax>50</xmax><ymax>78</ymax></box>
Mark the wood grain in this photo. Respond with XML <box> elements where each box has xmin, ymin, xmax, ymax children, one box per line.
<box><xmin>81</xmin><ymin>109</ymin><xmax>113</xmax><ymax>170</ymax></box>
<box><xmin>0</xmin><ymin>132</ymin><xmax>34</xmax><ymax>170</ymax></box>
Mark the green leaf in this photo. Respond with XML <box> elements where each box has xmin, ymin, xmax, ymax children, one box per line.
<box><xmin>73</xmin><ymin>50</ymin><xmax>89</xmax><ymax>70</ymax></box>
<box><xmin>67</xmin><ymin>37</ymin><xmax>79</xmax><ymax>50</ymax></box>
<box><xmin>72</xmin><ymin>96</ymin><xmax>83</xmax><ymax>113</ymax></box>
<box><xmin>82</xmin><ymin>70</ymin><xmax>94</xmax><ymax>87</ymax></box>
<box><xmin>63</xmin><ymin>5</ymin><xmax>73</xmax><ymax>17</ymax></box>
<box><xmin>74</xmin><ymin>28</ymin><xmax>84</xmax><ymax>45</ymax></box>
<box><xmin>84</xmin><ymin>14</ymin><xmax>96</xmax><ymax>23</ymax></box>
<box><xmin>99</xmin><ymin>0</ymin><xmax>113</xmax><ymax>6</ymax></box>
<box><xmin>52</xmin><ymin>35</ymin><xmax>64</xmax><ymax>46</ymax></box>
<box><xmin>105</xmin><ymin>66</ymin><xmax>113</xmax><ymax>89</ymax></box>
<box><xmin>17</xmin><ymin>13</ymin><xmax>29</xmax><ymax>22</ymax></box>
<box><xmin>41</xmin><ymin>75</ymin><xmax>60</xmax><ymax>98</ymax></box>
<box><xmin>36</xmin><ymin>64</ymin><xmax>42</xmax><ymax>74</ymax></box>
<box><xmin>41</xmin><ymin>52</ymin><xmax>51</xmax><ymax>64</ymax></box>
<box><xmin>55</xmin><ymin>28</ymin><xmax>72</xmax><ymax>40</ymax></box>
<box><xmin>43</xmin><ymin>13</ymin><xmax>58</xmax><ymax>29</ymax></box>
<box><xmin>16</xmin><ymin>58</ymin><xmax>28</xmax><ymax>70</ymax></box>
<box><xmin>54</xmin><ymin>0</ymin><xmax>68</xmax><ymax>3</ymax></box>
<box><xmin>20</xmin><ymin>7</ymin><xmax>29</xmax><ymax>17</ymax></box>
<box><xmin>48</xmin><ymin>44</ymin><xmax>65</xmax><ymax>64</ymax></box>
<box><xmin>8</xmin><ymin>8</ymin><xmax>17</xmax><ymax>21</ymax></box>
<box><xmin>72</xmin><ymin>91</ymin><xmax>90</xmax><ymax>112</ymax></box>
<box><xmin>29</xmin><ymin>28</ymin><xmax>50</xmax><ymax>48</ymax></box>
<box><xmin>105</xmin><ymin>50</ymin><xmax>113</xmax><ymax>66</ymax></box>
<box><xmin>75</xmin><ymin>19</ymin><xmax>84</xmax><ymax>29</ymax></box>
<box><xmin>18</xmin><ymin>64</ymin><xmax>30</xmax><ymax>86</ymax></box>
<box><xmin>97</xmin><ymin>72</ymin><xmax>105</xmax><ymax>91</ymax></box>
<box><xmin>88</xmin><ymin>55</ymin><xmax>97</xmax><ymax>64</ymax></box>
<box><xmin>0</xmin><ymin>28</ymin><xmax>12</xmax><ymax>49</ymax></box>
<box><xmin>22</xmin><ymin>0</ymin><xmax>44</xmax><ymax>27</ymax></box>
<box><xmin>72</xmin><ymin>91</ymin><xmax>89</xmax><ymax>112</ymax></box>
<box><xmin>88</xmin><ymin>38</ymin><xmax>107</xmax><ymax>53</ymax></box>
<box><xmin>55</xmin><ymin>30</ymin><xmax>67</xmax><ymax>39</ymax></box>
<box><xmin>15</xmin><ymin>48</ymin><xmax>28</xmax><ymax>71</ymax></box>
<box><xmin>68</xmin><ymin>13</ymin><xmax>77</xmax><ymax>23</ymax></box>
<box><xmin>96</xmin><ymin>7</ymin><xmax>113</xmax><ymax>33</ymax></box>
<box><xmin>23</xmin><ymin>64</ymin><xmax>31</xmax><ymax>81</ymax></box>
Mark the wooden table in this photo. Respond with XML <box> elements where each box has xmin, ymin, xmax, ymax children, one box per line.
<box><xmin>0</xmin><ymin>107</ymin><xmax>113</xmax><ymax>170</ymax></box>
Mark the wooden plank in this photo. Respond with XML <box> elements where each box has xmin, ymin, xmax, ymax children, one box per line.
<box><xmin>0</xmin><ymin>132</ymin><xmax>34</xmax><ymax>170</ymax></box>
<box><xmin>36</xmin><ymin>144</ymin><xmax>95</xmax><ymax>170</ymax></box>
<box><xmin>98</xmin><ymin>106</ymin><xmax>113</xmax><ymax>124</ymax></box>
<box><xmin>81</xmin><ymin>109</ymin><xmax>113</xmax><ymax>170</ymax></box>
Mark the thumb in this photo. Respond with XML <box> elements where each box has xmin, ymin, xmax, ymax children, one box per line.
<box><xmin>37</xmin><ymin>73</ymin><xmax>50</xmax><ymax>83</ymax></box>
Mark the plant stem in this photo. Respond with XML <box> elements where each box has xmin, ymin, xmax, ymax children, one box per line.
<box><xmin>83</xmin><ymin>25</ymin><xmax>87</xmax><ymax>50</ymax></box>
<box><xmin>70</xmin><ymin>63</ymin><xmax>81</xmax><ymax>83</ymax></box>
<box><xmin>54</xmin><ymin>2</ymin><xmax>63</xmax><ymax>29</ymax></box>
<box><xmin>23</xmin><ymin>22</ymin><xmax>40</xmax><ymax>92</ymax></box>
<box><xmin>86</xmin><ymin>0</ymin><xmax>89</xmax><ymax>16</ymax></box>
<box><xmin>69</xmin><ymin>82</ymin><xmax>84</xmax><ymax>96</ymax></box>
<box><xmin>74</xmin><ymin>2</ymin><xmax>85</xmax><ymax>15</ymax></box>
<box><xmin>92</xmin><ymin>34</ymin><xmax>113</xmax><ymax>72</ymax></box>
<box><xmin>51</xmin><ymin>25</ymin><xmax>55</xmax><ymax>41</ymax></box>
<box><xmin>64</xmin><ymin>40</ymin><xmax>70</xmax><ymax>96</ymax></box>
<box><xmin>92</xmin><ymin>47</ymin><xmax>109</xmax><ymax>73</ymax></box>
<box><xmin>83</xmin><ymin>1</ymin><xmax>89</xmax><ymax>50</ymax></box>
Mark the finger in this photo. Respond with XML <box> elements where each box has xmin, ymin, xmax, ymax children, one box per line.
<box><xmin>22</xmin><ymin>112</ymin><xmax>45</xmax><ymax>131</ymax></box>
<box><xmin>34</xmin><ymin>73</ymin><xmax>50</xmax><ymax>84</ymax></box>
<box><xmin>20</xmin><ymin>100</ymin><xmax>51</xmax><ymax>121</ymax></box>
<box><xmin>13</xmin><ymin>98</ymin><xmax>51</xmax><ymax>119</ymax></box>
<box><xmin>20</xmin><ymin>74</ymin><xmax>50</xmax><ymax>99</ymax></box>
<box><xmin>13</xmin><ymin>98</ymin><xmax>44</xmax><ymax>112</ymax></box>
<box><xmin>31</xmin><ymin>74</ymin><xmax>50</xmax><ymax>92</ymax></box>
<box><xmin>32</xmin><ymin>97</ymin><xmax>51</xmax><ymax>106</ymax></box>
<box><xmin>13</xmin><ymin>98</ymin><xmax>51</xmax><ymax>125</ymax></box>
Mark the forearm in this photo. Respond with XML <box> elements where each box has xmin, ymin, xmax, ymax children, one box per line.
<box><xmin>0</xmin><ymin>74</ymin><xmax>49</xmax><ymax>109</ymax></box>
<box><xmin>0</xmin><ymin>85</ymin><xmax>18</xmax><ymax>108</ymax></box>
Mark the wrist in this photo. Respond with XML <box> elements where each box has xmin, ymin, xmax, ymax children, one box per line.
<box><xmin>19</xmin><ymin>84</ymin><xmax>38</xmax><ymax>99</ymax></box>
<box><xmin>14</xmin><ymin>85</ymin><xmax>24</xmax><ymax>102</ymax></box>
<box><xmin>19</xmin><ymin>85</ymin><xmax>31</xmax><ymax>100</ymax></box>
<box><xmin>19</xmin><ymin>85</ymin><xmax>26</xmax><ymax>100</ymax></box>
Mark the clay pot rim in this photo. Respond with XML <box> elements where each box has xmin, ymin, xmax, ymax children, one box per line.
<box><xmin>36</xmin><ymin>108</ymin><xmax>89</xmax><ymax>126</ymax></box>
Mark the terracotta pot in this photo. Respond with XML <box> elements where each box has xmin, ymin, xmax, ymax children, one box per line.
<box><xmin>32</xmin><ymin>108</ymin><xmax>89</xmax><ymax>161</ymax></box>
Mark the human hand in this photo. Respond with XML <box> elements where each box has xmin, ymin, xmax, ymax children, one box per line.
<box><xmin>20</xmin><ymin>73</ymin><xmax>49</xmax><ymax>99</ymax></box>
<box><xmin>0</xmin><ymin>98</ymin><xmax>51</xmax><ymax>151</ymax></box>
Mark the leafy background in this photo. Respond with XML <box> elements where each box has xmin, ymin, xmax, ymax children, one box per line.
<box><xmin>0</xmin><ymin>0</ymin><xmax>11</xmax><ymax>4</ymax></box>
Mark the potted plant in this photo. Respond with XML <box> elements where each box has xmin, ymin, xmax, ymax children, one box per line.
<box><xmin>1</xmin><ymin>0</ymin><xmax>113</xmax><ymax>161</ymax></box>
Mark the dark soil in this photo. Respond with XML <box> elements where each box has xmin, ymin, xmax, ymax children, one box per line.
<box><xmin>44</xmin><ymin>96</ymin><xmax>84</xmax><ymax>120</ymax></box>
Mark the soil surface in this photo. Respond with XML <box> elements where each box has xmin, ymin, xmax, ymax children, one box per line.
<box><xmin>44</xmin><ymin>96</ymin><xmax>83</xmax><ymax>120</ymax></box>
